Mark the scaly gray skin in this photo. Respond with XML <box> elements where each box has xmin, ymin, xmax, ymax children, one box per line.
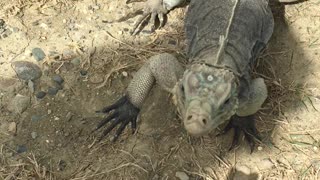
<box><xmin>94</xmin><ymin>0</ymin><xmax>299</xmax><ymax>150</ymax></box>
<box><xmin>130</xmin><ymin>0</ymin><xmax>301</xmax><ymax>35</ymax></box>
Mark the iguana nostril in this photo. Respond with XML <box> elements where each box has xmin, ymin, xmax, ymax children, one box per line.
<box><xmin>187</xmin><ymin>115</ymin><xmax>193</xmax><ymax>121</ymax></box>
<box><xmin>202</xmin><ymin>118</ymin><xmax>207</xmax><ymax>125</ymax></box>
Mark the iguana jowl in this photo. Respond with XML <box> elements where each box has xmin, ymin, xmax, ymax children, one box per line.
<box><xmin>94</xmin><ymin>0</ymin><xmax>297</xmax><ymax>151</ymax></box>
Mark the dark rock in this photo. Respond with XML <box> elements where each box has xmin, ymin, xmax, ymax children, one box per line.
<box><xmin>12</xmin><ymin>61</ymin><xmax>42</xmax><ymax>81</ymax></box>
<box><xmin>31</xmin><ymin>115</ymin><xmax>43</xmax><ymax>122</ymax></box>
<box><xmin>16</xmin><ymin>145</ymin><xmax>27</xmax><ymax>154</ymax></box>
<box><xmin>0</xmin><ymin>19</ymin><xmax>4</xmax><ymax>27</ymax></box>
<box><xmin>1</xmin><ymin>33</ymin><xmax>8</xmax><ymax>38</ymax></box>
<box><xmin>80</xmin><ymin>70</ymin><xmax>88</xmax><ymax>76</ymax></box>
<box><xmin>52</xmin><ymin>74</ymin><xmax>64</xmax><ymax>84</ymax></box>
<box><xmin>36</xmin><ymin>91</ymin><xmax>46</xmax><ymax>99</ymax></box>
<box><xmin>48</xmin><ymin>87</ymin><xmax>59</xmax><ymax>95</ymax></box>
<box><xmin>32</xmin><ymin>48</ymin><xmax>46</xmax><ymax>61</ymax></box>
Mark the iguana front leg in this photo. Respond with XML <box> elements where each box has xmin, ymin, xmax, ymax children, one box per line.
<box><xmin>131</xmin><ymin>0</ymin><xmax>186</xmax><ymax>35</ymax></box>
<box><xmin>218</xmin><ymin>78</ymin><xmax>267</xmax><ymax>152</ymax></box>
<box><xmin>237</xmin><ymin>78</ymin><xmax>268</xmax><ymax>117</ymax></box>
<box><xmin>94</xmin><ymin>53</ymin><xmax>184</xmax><ymax>141</ymax></box>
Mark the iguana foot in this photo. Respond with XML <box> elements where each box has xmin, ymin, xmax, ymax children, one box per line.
<box><xmin>217</xmin><ymin>115</ymin><xmax>261</xmax><ymax>153</ymax></box>
<box><xmin>94</xmin><ymin>95</ymin><xmax>140</xmax><ymax>142</ymax></box>
<box><xmin>131</xmin><ymin>0</ymin><xmax>169</xmax><ymax>35</ymax></box>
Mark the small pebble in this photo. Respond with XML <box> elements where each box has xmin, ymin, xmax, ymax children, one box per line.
<box><xmin>66</xmin><ymin>112</ymin><xmax>73</xmax><ymax>121</ymax></box>
<box><xmin>31</xmin><ymin>115</ymin><xmax>43</xmax><ymax>122</ymax></box>
<box><xmin>16</xmin><ymin>145</ymin><xmax>27</xmax><ymax>154</ymax></box>
<box><xmin>54</xmin><ymin>116</ymin><xmax>60</xmax><ymax>121</ymax></box>
<box><xmin>48</xmin><ymin>87</ymin><xmax>59</xmax><ymax>95</ymax></box>
<box><xmin>31</xmin><ymin>132</ymin><xmax>37</xmax><ymax>139</ymax></box>
<box><xmin>28</xmin><ymin>80</ymin><xmax>35</xmax><ymax>93</ymax></box>
<box><xmin>48</xmin><ymin>109</ymin><xmax>52</xmax><ymax>115</ymax></box>
<box><xmin>80</xmin><ymin>70</ymin><xmax>88</xmax><ymax>76</ymax></box>
<box><xmin>32</xmin><ymin>20</ymin><xmax>39</xmax><ymax>26</ymax></box>
<box><xmin>52</xmin><ymin>74</ymin><xmax>64</xmax><ymax>84</ymax></box>
<box><xmin>32</xmin><ymin>48</ymin><xmax>46</xmax><ymax>61</ymax></box>
<box><xmin>257</xmin><ymin>146</ymin><xmax>263</xmax><ymax>151</ymax></box>
<box><xmin>0</xmin><ymin>19</ymin><xmax>4</xmax><ymax>27</ymax></box>
<box><xmin>36</xmin><ymin>91</ymin><xmax>46</xmax><ymax>99</ymax></box>
<box><xmin>122</xmin><ymin>71</ymin><xmax>128</xmax><ymax>77</ymax></box>
<box><xmin>71</xmin><ymin>57</ymin><xmax>81</xmax><ymax>66</ymax></box>
<box><xmin>175</xmin><ymin>171</ymin><xmax>189</xmax><ymax>180</ymax></box>
<box><xmin>12</xmin><ymin>27</ymin><xmax>19</xmax><ymax>32</ymax></box>
<box><xmin>8</xmin><ymin>122</ymin><xmax>17</xmax><ymax>135</ymax></box>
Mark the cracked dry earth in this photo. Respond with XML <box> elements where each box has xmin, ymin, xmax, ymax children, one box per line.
<box><xmin>0</xmin><ymin>0</ymin><xmax>320</xmax><ymax>179</ymax></box>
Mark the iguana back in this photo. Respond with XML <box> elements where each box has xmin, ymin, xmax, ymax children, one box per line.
<box><xmin>185</xmin><ymin>0</ymin><xmax>274</xmax><ymax>75</ymax></box>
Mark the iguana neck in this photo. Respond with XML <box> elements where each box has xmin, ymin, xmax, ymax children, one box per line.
<box><xmin>190</xmin><ymin>51</ymin><xmax>242</xmax><ymax>78</ymax></box>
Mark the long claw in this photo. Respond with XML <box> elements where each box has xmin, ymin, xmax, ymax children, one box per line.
<box><xmin>229</xmin><ymin>127</ymin><xmax>241</xmax><ymax>151</ymax></box>
<box><xmin>99</xmin><ymin>118</ymin><xmax>121</xmax><ymax>141</ymax></box>
<box><xmin>158</xmin><ymin>13</ymin><xmax>165</xmax><ymax>28</ymax></box>
<box><xmin>95</xmin><ymin>95</ymin><xmax>140</xmax><ymax>142</ymax></box>
<box><xmin>244</xmin><ymin>132</ymin><xmax>255</xmax><ymax>153</ymax></box>
<box><xmin>113</xmin><ymin>119</ymin><xmax>131</xmax><ymax>142</ymax></box>
<box><xmin>131</xmin><ymin>13</ymin><xmax>151</xmax><ymax>35</ymax></box>
<box><xmin>218</xmin><ymin>115</ymin><xmax>261</xmax><ymax>152</ymax></box>
<box><xmin>95</xmin><ymin>111</ymin><xmax>118</xmax><ymax>131</ymax></box>
<box><xmin>150</xmin><ymin>12</ymin><xmax>157</xmax><ymax>32</ymax></box>
<box><xmin>216</xmin><ymin>121</ymin><xmax>233</xmax><ymax>137</ymax></box>
<box><xmin>131</xmin><ymin>118</ymin><xmax>137</xmax><ymax>134</ymax></box>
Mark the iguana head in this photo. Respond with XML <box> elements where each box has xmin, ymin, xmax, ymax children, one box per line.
<box><xmin>174</xmin><ymin>64</ymin><xmax>239</xmax><ymax>136</ymax></box>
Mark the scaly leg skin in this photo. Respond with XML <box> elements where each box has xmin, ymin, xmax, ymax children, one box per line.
<box><xmin>94</xmin><ymin>53</ymin><xmax>184</xmax><ymax>142</ymax></box>
<box><xmin>217</xmin><ymin>115</ymin><xmax>261</xmax><ymax>153</ymax></box>
<box><xmin>94</xmin><ymin>95</ymin><xmax>140</xmax><ymax>142</ymax></box>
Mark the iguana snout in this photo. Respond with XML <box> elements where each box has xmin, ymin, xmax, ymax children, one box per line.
<box><xmin>184</xmin><ymin>100</ymin><xmax>212</xmax><ymax>136</ymax></box>
<box><xmin>174</xmin><ymin>64</ymin><xmax>239</xmax><ymax>136</ymax></box>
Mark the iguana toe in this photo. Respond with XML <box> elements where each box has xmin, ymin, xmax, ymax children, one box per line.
<box><xmin>218</xmin><ymin>115</ymin><xmax>261</xmax><ymax>153</ymax></box>
<box><xmin>94</xmin><ymin>95</ymin><xmax>140</xmax><ymax>142</ymax></box>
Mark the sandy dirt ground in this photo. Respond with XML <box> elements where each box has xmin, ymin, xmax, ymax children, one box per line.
<box><xmin>0</xmin><ymin>0</ymin><xmax>320</xmax><ymax>179</ymax></box>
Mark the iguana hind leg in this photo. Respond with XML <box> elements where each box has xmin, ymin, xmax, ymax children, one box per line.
<box><xmin>217</xmin><ymin>115</ymin><xmax>261</xmax><ymax>153</ymax></box>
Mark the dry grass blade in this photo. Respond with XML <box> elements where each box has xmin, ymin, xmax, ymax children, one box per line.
<box><xmin>0</xmin><ymin>145</ymin><xmax>54</xmax><ymax>180</ymax></box>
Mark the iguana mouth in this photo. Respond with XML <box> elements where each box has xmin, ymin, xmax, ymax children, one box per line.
<box><xmin>175</xmin><ymin>63</ymin><xmax>239</xmax><ymax>136</ymax></box>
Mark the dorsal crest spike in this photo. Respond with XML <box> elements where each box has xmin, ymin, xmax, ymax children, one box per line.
<box><xmin>215</xmin><ymin>0</ymin><xmax>240</xmax><ymax>65</ymax></box>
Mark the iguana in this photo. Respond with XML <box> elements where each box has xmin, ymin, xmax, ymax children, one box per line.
<box><xmin>94</xmin><ymin>0</ymin><xmax>300</xmax><ymax>152</ymax></box>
